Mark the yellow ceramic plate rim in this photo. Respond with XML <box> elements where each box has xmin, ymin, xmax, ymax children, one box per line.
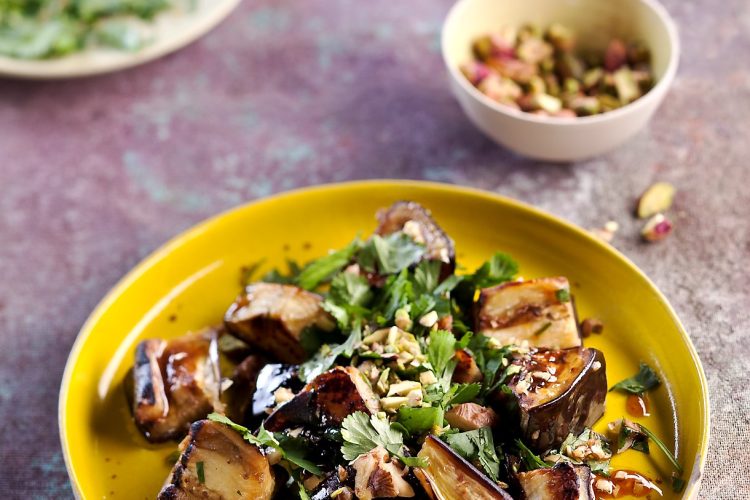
<box><xmin>58</xmin><ymin>180</ymin><xmax>710</xmax><ymax>498</ymax></box>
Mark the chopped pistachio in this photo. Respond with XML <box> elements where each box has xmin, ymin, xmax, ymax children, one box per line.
<box><xmin>472</xmin><ymin>35</ymin><xmax>494</xmax><ymax>61</ymax></box>
<box><xmin>394</xmin><ymin>307</ymin><xmax>413</xmax><ymax>331</ymax></box>
<box><xmin>533</xmin><ymin>93</ymin><xmax>563</xmax><ymax>113</ymax></box>
<box><xmin>637</xmin><ymin>182</ymin><xmax>676</xmax><ymax>218</ymax></box>
<box><xmin>380</xmin><ymin>396</ymin><xmax>409</xmax><ymax>412</ymax></box>
<box><xmin>613</xmin><ymin>67</ymin><xmax>640</xmax><ymax>103</ymax></box>
<box><xmin>419</xmin><ymin>311</ymin><xmax>439</xmax><ymax>328</ymax></box>
<box><xmin>419</xmin><ymin>370</ymin><xmax>438</xmax><ymax>386</ymax></box>
<box><xmin>582</xmin><ymin>67</ymin><xmax>604</xmax><ymax>90</ymax></box>
<box><xmin>517</xmin><ymin>37</ymin><xmax>553</xmax><ymax>64</ymax></box>
<box><xmin>545</xmin><ymin>23</ymin><xmax>576</xmax><ymax>52</ymax></box>
<box><xmin>604</xmin><ymin>38</ymin><xmax>628</xmax><ymax>71</ymax></box>
<box><xmin>641</xmin><ymin>214</ymin><xmax>673</xmax><ymax>242</ymax></box>
<box><xmin>387</xmin><ymin>381</ymin><xmax>421</xmax><ymax>397</ymax></box>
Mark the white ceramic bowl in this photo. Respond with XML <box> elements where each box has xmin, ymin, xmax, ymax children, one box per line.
<box><xmin>441</xmin><ymin>0</ymin><xmax>679</xmax><ymax>162</ymax></box>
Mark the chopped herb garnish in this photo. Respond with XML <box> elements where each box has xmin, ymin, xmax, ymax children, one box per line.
<box><xmin>610</xmin><ymin>363</ymin><xmax>661</xmax><ymax>395</ymax></box>
<box><xmin>533</xmin><ymin>321</ymin><xmax>552</xmax><ymax>336</ymax></box>
<box><xmin>444</xmin><ymin>428</ymin><xmax>501</xmax><ymax>481</ymax></box>
<box><xmin>396</xmin><ymin>406</ymin><xmax>443</xmax><ymax>435</ymax></box>
<box><xmin>208</xmin><ymin>413</ymin><xmax>321</xmax><ymax>474</ymax></box>
<box><xmin>298</xmin><ymin>322</ymin><xmax>362</xmax><ymax>382</ymax></box>
<box><xmin>515</xmin><ymin>439</ymin><xmax>549</xmax><ymax>471</ymax></box>
<box><xmin>469</xmin><ymin>252</ymin><xmax>519</xmax><ymax>289</ymax></box>
<box><xmin>555</xmin><ymin>288</ymin><xmax>571</xmax><ymax>302</ymax></box>
<box><xmin>196</xmin><ymin>461</ymin><xmax>205</xmax><ymax>484</ymax></box>
<box><xmin>296</xmin><ymin>239</ymin><xmax>360</xmax><ymax>290</ymax></box>
<box><xmin>638</xmin><ymin>423</ymin><xmax>683</xmax><ymax>474</ymax></box>
<box><xmin>340</xmin><ymin>411</ymin><xmax>428</xmax><ymax>467</ymax></box>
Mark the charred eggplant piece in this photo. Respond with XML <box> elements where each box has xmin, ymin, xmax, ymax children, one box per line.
<box><xmin>221</xmin><ymin>354</ymin><xmax>265</xmax><ymax>423</ymax></box>
<box><xmin>376</xmin><ymin>201</ymin><xmax>456</xmax><ymax>279</ymax></box>
<box><xmin>133</xmin><ymin>330</ymin><xmax>222</xmax><ymax>442</ymax></box>
<box><xmin>252</xmin><ymin>363</ymin><xmax>304</xmax><ymax>419</ymax></box>
<box><xmin>159</xmin><ymin>420</ymin><xmax>275</xmax><ymax>500</ymax></box>
<box><xmin>476</xmin><ymin>277</ymin><xmax>581</xmax><ymax>349</ymax></box>
<box><xmin>416</xmin><ymin>436</ymin><xmax>513</xmax><ymax>500</ymax></box>
<box><xmin>311</xmin><ymin>466</ymin><xmax>354</xmax><ymax>500</ymax></box>
<box><xmin>517</xmin><ymin>462</ymin><xmax>595</xmax><ymax>500</ymax></box>
<box><xmin>264</xmin><ymin>366</ymin><xmax>379</xmax><ymax>432</ymax></box>
<box><xmin>225</xmin><ymin>283</ymin><xmax>336</xmax><ymax>364</ymax></box>
<box><xmin>504</xmin><ymin>348</ymin><xmax>606</xmax><ymax>451</ymax></box>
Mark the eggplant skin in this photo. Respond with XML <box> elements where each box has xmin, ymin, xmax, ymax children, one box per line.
<box><xmin>517</xmin><ymin>463</ymin><xmax>595</xmax><ymax>500</ymax></box>
<box><xmin>416</xmin><ymin>436</ymin><xmax>513</xmax><ymax>500</ymax></box>
<box><xmin>505</xmin><ymin>348</ymin><xmax>607</xmax><ymax>451</ymax></box>
<box><xmin>133</xmin><ymin>330</ymin><xmax>222</xmax><ymax>443</ymax></box>
<box><xmin>221</xmin><ymin>354</ymin><xmax>265</xmax><ymax>423</ymax></box>
<box><xmin>224</xmin><ymin>283</ymin><xmax>335</xmax><ymax>364</ymax></box>
<box><xmin>264</xmin><ymin>366</ymin><xmax>379</xmax><ymax>432</ymax></box>
<box><xmin>375</xmin><ymin>201</ymin><xmax>456</xmax><ymax>279</ymax></box>
<box><xmin>159</xmin><ymin>420</ymin><xmax>275</xmax><ymax>500</ymax></box>
<box><xmin>476</xmin><ymin>277</ymin><xmax>581</xmax><ymax>350</ymax></box>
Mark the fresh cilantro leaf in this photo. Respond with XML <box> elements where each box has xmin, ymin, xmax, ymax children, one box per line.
<box><xmin>515</xmin><ymin>439</ymin><xmax>549</xmax><ymax>471</ymax></box>
<box><xmin>610</xmin><ymin>363</ymin><xmax>661</xmax><ymax>395</ymax></box>
<box><xmin>298</xmin><ymin>322</ymin><xmax>362</xmax><ymax>382</ymax></box>
<box><xmin>296</xmin><ymin>240</ymin><xmax>359</xmax><ymax>290</ymax></box>
<box><xmin>444</xmin><ymin>428</ymin><xmax>501</xmax><ymax>481</ymax></box>
<box><xmin>413</xmin><ymin>260</ymin><xmax>441</xmax><ymax>295</ymax></box>
<box><xmin>358</xmin><ymin>233</ymin><xmax>425</xmax><ymax>275</ymax></box>
<box><xmin>470</xmin><ymin>253</ymin><xmax>518</xmax><ymax>289</ymax></box>
<box><xmin>467</xmin><ymin>334</ymin><xmax>514</xmax><ymax>398</ymax></box>
<box><xmin>443</xmin><ymin>383</ymin><xmax>481</xmax><ymax>406</ymax></box>
<box><xmin>374</xmin><ymin>269</ymin><xmax>413</xmax><ymax>324</ymax></box>
<box><xmin>341</xmin><ymin>411</ymin><xmax>429</xmax><ymax>467</ymax></box>
<box><xmin>428</xmin><ymin>329</ymin><xmax>457</xmax><ymax>376</ymax></box>
<box><xmin>396</xmin><ymin>406</ymin><xmax>443</xmax><ymax>435</ymax></box>
<box><xmin>434</xmin><ymin>274</ymin><xmax>463</xmax><ymax>295</ymax></box>
<box><xmin>329</xmin><ymin>272</ymin><xmax>373</xmax><ymax>307</ymax></box>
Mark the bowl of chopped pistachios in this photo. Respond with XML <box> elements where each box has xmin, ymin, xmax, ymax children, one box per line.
<box><xmin>441</xmin><ymin>0</ymin><xmax>679</xmax><ymax>162</ymax></box>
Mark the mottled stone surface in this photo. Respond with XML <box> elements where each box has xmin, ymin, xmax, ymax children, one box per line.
<box><xmin>0</xmin><ymin>0</ymin><xmax>747</xmax><ymax>497</ymax></box>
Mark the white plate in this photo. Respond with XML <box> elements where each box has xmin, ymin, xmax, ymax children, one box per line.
<box><xmin>0</xmin><ymin>0</ymin><xmax>241</xmax><ymax>79</ymax></box>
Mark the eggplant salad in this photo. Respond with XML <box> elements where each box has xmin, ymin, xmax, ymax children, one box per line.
<box><xmin>128</xmin><ymin>201</ymin><xmax>684</xmax><ymax>500</ymax></box>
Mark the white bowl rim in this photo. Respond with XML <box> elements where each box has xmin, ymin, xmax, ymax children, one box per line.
<box><xmin>0</xmin><ymin>0</ymin><xmax>241</xmax><ymax>80</ymax></box>
<box><xmin>441</xmin><ymin>0</ymin><xmax>681</xmax><ymax>126</ymax></box>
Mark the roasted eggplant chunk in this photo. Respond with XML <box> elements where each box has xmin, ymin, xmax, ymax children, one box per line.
<box><xmin>376</xmin><ymin>201</ymin><xmax>456</xmax><ymax>278</ymax></box>
<box><xmin>252</xmin><ymin>363</ymin><xmax>304</xmax><ymax>419</ymax></box>
<box><xmin>476</xmin><ymin>277</ymin><xmax>581</xmax><ymax>349</ymax></box>
<box><xmin>517</xmin><ymin>462</ymin><xmax>595</xmax><ymax>500</ymax></box>
<box><xmin>222</xmin><ymin>354</ymin><xmax>265</xmax><ymax>423</ymax></box>
<box><xmin>503</xmin><ymin>347</ymin><xmax>606</xmax><ymax>451</ymax></box>
<box><xmin>264</xmin><ymin>366</ymin><xmax>379</xmax><ymax>432</ymax></box>
<box><xmin>311</xmin><ymin>466</ymin><xmax>354</xmax><ymax>500</ymax></box>
<box><xmin>225</xmin><ymin>283</ymin><xmax>336</xmax><ymax>364</ymax></box>
<box><xmin>159</xmin><ymin>420</ymin><xmax>275</xmax><ymax>500</ymax></box>
<box><xmin>133</xmin><ymin>330</ymin><xmax>222</xmax><ymax>442</ymax></box>
<box><xmin>416</xmin><ymin>436</ymin><xmax>513</xmax><ymax>500</ymax></box>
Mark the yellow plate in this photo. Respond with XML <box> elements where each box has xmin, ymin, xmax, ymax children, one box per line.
<box><xmin>59</xmin><ymin>180</ymin><xmax>709</xmax><ymax>499</ymax></box>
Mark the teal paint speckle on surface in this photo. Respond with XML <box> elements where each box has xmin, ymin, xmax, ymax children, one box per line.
<box><xmin>246</xmin><ymin>6</ymin><xmax>290</xmax><ymax>35</ymax></box>
<box><xmin>123</xmin><ymin>151</ymin><xmax>210</xmax><ymax>212</ymax></box>
<box><xmin>30</xmin><ymin>451</ymin><xmax>71</xmax><ymax>499</ymax></box>
<box><xmin>123</xmin><ymin>151</ymin><xmax>171</xmax><ymax>203</ymax></box>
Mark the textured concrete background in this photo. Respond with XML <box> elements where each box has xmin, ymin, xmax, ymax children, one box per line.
<box><xmin>0</xmin><ymin>0</ymin><xmax>747</xmax><ymax>497</ymax></box>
